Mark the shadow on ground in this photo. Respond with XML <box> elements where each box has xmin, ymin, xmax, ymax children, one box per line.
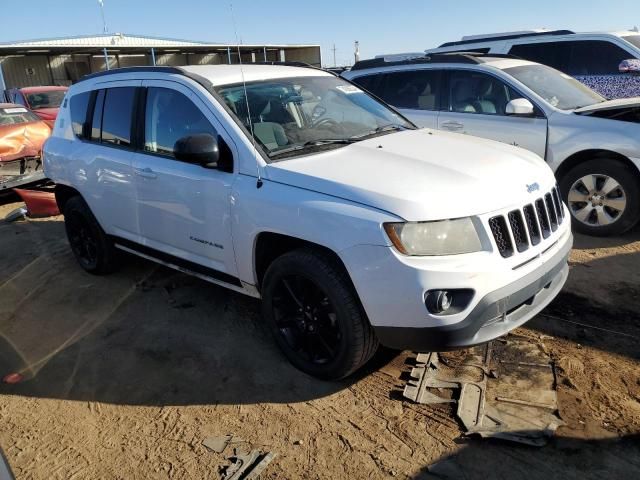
<box><xmin>0</xmin><ymin>218</ymin><xmax>399</xmax><ymax>406</ymax></box>
<box><xmin>413</xmin><ymin>433</ymin><xmax>640</xmax><ymax>480</ymax></box>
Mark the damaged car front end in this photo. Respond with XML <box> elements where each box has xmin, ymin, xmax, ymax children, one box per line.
<box><xmin>0</xmin><ymin>104</ymin><xmax>51</xmax><ymax>192</ymax></box>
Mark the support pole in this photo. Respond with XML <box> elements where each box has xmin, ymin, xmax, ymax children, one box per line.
<box><xmin>263</xmin><ymin>47</ymin><xmax>267</xmax><ymax>61</ymax></box>
<box><xmin>103</xmin><ymin>47</ymin><xmax>110</xmax><ymax>70</ymax></box>
<box><xmin>151</xmin><ymin>47</ymin><xmax>156</xmax><ymax>66</ymax></box>
<box><xmin>227</xmin><ymin>47</ymin><xmax>231</xmax><ymax>64</ymax></box>
<box><xmin>0</xmin><ymin>59</ymin><xmax>6</xmax><ymax>93</ymax></box>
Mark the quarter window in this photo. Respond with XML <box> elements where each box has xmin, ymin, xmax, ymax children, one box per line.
<box><xmin>100</xmin><ymin>87</ymin><xmax>136</xmax><ymax>147</ymax></box>
<box><xmin>448</xmin><ymin>70</ymin><xmax>523</xmax><ymax>115</ymax></box>
<box><xmin>70</xmin><ymin>91</ymin><xmax>91</xmax><ymax>138</ymax></box>
<box><xmin>143</xmin><ymin>87</ymin><xmax>217</xmax><ymax>158</ymax></box>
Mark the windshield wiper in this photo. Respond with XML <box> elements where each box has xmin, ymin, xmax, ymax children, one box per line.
<box><xmin>268</xmin><ymin>138</ymin><xmax>354</xmax><ymax>158</ymax></box>
<box><xmin>350</xmin><ymin>124</ymin><xmax>413</xmax><ymax>140</ymax></box>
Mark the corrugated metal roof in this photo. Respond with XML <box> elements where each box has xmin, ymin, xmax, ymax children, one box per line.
<box><xmin>0</xmin><ymin>33</ymin><xmax>318</xmax><ymax>49</ymax></box>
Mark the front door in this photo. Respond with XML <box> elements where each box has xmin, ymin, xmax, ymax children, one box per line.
<box><xmin>437</xmin><ymin>69</ymin><xmax>548</xmax><ymax>158</ymax></box>
<box><xmin>132</xmin><ymin>80</ymin><xmax>237</xmax><ymax>279</ymax></box>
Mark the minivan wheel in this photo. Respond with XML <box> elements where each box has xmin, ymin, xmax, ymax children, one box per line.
<box><xmin>63</xmin><ymin>196</ymin><xmax>118</xmax><ymax>274</ymax></box>
<box><xmin>559</xmin><ymin>159</ymin><xmax>640</xmax><ymax>237</ymax></box>
<box><xmin>261</xmin><ymin>248</ymin><xmax>378</xmax><ymax>380</ymax></box>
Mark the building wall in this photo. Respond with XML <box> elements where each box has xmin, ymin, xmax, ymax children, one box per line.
<box><xmin>0</xmin><ymin>46</ymin><xmax>322</xmax><ymax>89</ymax></box>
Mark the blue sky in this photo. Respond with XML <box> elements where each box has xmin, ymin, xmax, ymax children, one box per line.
<box><xmin>2</xmin><ymin>0</ymin><xmax>639</xmax><ymax>66</ymax></box>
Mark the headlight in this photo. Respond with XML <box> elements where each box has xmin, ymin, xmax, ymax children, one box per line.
<box><xmin>384</xmin><ymin>218</ymin><xmax>483</xmax><ymax>256</ymax></box>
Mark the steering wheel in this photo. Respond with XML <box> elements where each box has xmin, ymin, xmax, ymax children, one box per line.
<box><xmin>313</xmin><ymin>117</ymin><xmax>339</xmax><ymax>129</ymax></box>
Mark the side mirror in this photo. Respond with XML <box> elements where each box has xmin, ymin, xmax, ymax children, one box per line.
<box><xmin>619</xmin><ymin>59</ymin><xmax>640</xmax><ymax>74</ymax></box>
<box><xmin>505</xmin><ymin>98</ymin><xmax>535</xmax><ymax>116</ymax></box>
<box><xmin>174</xmin><ymin>133</ymin><xmax>219</xmax><ymax>168</ymax></box>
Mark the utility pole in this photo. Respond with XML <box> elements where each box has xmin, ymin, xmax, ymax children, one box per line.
<box><xmin>98</xmin><ymin>0</ymin><xmax>108</xmax><ymax>34</ymax></box>
<box><xmin>354</xmin><ymin>40</ymin><xmax>360</xmax><ymax>64</ymax></box>
<box><xmin>331</xmin><ymin>44</ymin><xmax>337</xmax><ymax>67</ymax></box>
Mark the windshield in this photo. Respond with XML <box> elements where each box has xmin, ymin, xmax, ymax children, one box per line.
<box><xmin>504</xmin><ymin>64</ymin><xmax>606</xmax><ymax>110</ymax></box>
<box><xmin>25</xmin><ymin>90</ymin><xmax>66</xmax><ymax>109</ymax></box>
<box><xmin>623</xmin><ymin>34</ymin><xmax>640</xmax><ymax>50</ymax></box>
<box><xmin>0</xmin><ymin>106</ymin><xmax>41</xmax><ymax>125</ymax></box>
<box><xmin>215</xmin><ymin>75</ymin><xmax>414</xmax><ymax>160</ymax></box>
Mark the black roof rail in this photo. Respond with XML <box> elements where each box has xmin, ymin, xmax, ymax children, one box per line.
<box><xmin>350</xmin><ymin>52</ymin><xmax>522</xmax><ymax>71</ymax></box>
<box><xmin>438</xmin><ymin>29</ymin><xmax>575</xmax><ymax>48</ymax></box>
<box><xmin>77</xmin><ymin>66</ymin><xmax>184</xmax><ymax>84</ymax></box>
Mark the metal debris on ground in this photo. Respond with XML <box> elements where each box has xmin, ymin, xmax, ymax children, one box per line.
<box><xmin>221</xmin><ymin>449</ymin><xmax>277</xmax><ymax>480</ymax></box>
<box><xmin>203</xmin><ymin>435</ymin><xmax>233</xmax><ymax>453</ymax></box>
<box><xmin>3</xmin><ymin>207</ymin><xmax>27</xmax><ymax>223</ymax></box>
<box><xmin>403</xmin><ymin>336</ymin><xmax>562</xmax><ymax>446</ymax></box>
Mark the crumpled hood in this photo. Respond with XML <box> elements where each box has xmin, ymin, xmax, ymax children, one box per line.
<box><xmin>0</xmin><ymin>122</ymin><xmax>51</xmax><ymax>162</ymax></box>
<box><xmin>574</xmin><ymin>97</ymin><xmax>640</xmax><ymax>114</ymax></box>
<box><xmin>266</xmin><ymin>129</ymin><xmax>556</xmax><ymax>221</ymax></box>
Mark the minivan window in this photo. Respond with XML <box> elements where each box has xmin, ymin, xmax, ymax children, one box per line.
<box><xmin>510</xmin><ymin>40</ymin><xmax>632</xmax><ymax>75</ymax></box>
<box><xmin>448</xmin><ymin>70</ymin><xmax>522</xmax><ymax>115</ymax></box>
<box><xmin>100</xmin><ymin>87</ymin><xmax>136</xmax><ymax>147</ymax></box>
<box><xmin>70</xmin><ymin>91</ymin><xmax>91</xmax><ymax>138</ymax></box>
<box><xmin>505</xmin><ymin>64</ymin><xmax>605</xmax><ymax>109</ymax></box>
<box><xmin>215</xmin><ymin>75</ymin><xmax>414</xmax><ymax>160</ymax></box>
<box><xmin>144</xmin><ymin>87</ymin><xmax>217</xmax><ymax>158</ymax></box>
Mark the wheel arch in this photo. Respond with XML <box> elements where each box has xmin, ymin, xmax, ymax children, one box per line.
<box><xmin>54</xmin><ymin>183</ymin><xmax>83</xmax><ymax>212</ymax></box>
<box><xmin>555</xmin><ymin>149</ymin><xmax>640</xmax><ymax>184</ymax></box>
<box><xmin>253</xmin><ymin>232</ymin><xmax>352</xmax><ymax>293</ymax></box>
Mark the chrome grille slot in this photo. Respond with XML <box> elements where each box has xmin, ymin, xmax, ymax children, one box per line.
<box><xmin>508</xmin><ymin>210</ymin><xmax>529</xmax><ymax>253</ymax></box>
<box><xmin>489</xmin><ymin>216</ymin><xmax>514</xmax><ymax>258</ymax></box>
<box><xmin>523</xmin><ymin>204</ymin><xmax>541</xmax><ymax>246</ymax></box>
<box><xmin>552</xmin><ymin>186</ymin><xmax>564</xmax><ymax>222</ymax></box>
<box><xmin>545</xmin><ymin>193</ymin><xmax>558</xmax><ymax>231</ymax></box>
<box><xmin>535</xmin><ymin>199</ymin><xmax>551</xmax><ymax>239</ymax></box>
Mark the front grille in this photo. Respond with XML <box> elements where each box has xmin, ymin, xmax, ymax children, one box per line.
<box><xmin>488</xmin><ymin>186</ymin><xmax>564</xmax><ymax>259</ymax></box>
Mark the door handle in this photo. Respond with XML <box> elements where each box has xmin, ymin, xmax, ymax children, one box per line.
<box><xmin>441</xmin><ymin>121</ymin><xmax>464</xmax><ymax>131</ymax></box>
<box><xmin>134</xmin><ymin>167</ymin><xmax>157</xmax><ymax>179</ymax></box>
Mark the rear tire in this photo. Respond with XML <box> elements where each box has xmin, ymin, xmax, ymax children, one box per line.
<box><xmin>559</xmin><ymin>159</ymin><xmax>640</xmax><ymax>236</ymax></box>
<box><xmin>261</xmin><ymin>248</ymin><xmax>378</xmax><ymax>380</ymax></box>
<box><xmin>63</xmin><ymin>196</ymin><xmax>118</xmax><ymax>274</ymax></box>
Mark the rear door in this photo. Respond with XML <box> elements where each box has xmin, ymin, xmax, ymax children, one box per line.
<box><xmin>350</xmin><ymin>69</ymin><xmax>442</xmax><ymax>128</ymax></box>
<box><xmin>132</xmin><ymin>79</ymin><xmax>238</xmax><ymax>279</ymax></box>
<box><xmin>437</xmin><ymin>69</ymin><xmax>548</xmax><ymax>158</ymax></box>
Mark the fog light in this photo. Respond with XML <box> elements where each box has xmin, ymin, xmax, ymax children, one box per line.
<box><xmin>426</xmin><ymin>290</ymin><xmax>453</xmax><ymax>314</ymax></box>
<box><xmin>424</xmin><ymin>289</ymin><xmax>475</xmax><ymax>316</ymax></box>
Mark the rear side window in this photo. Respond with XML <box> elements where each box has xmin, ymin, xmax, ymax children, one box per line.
<box><xmin>509</xmin><ymin>42</ymin><xmax>571</xmax><ymax>71</ymax></box>
<box><xmin>352</xmin><ymin>70</ymin><xmax>441</xmax><ymax>110</ymax></box>
<box><xmin>70</xmin><ymin>91</ymin><xmax>91</xmax><ymax>138</ymax></box>
<box><xmin>100</xmin><ymin>87</ymin><xmax>136</xmax><ymax>147</ymax></box>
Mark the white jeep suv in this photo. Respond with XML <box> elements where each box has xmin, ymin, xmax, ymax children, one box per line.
<box><xmin>43</xmin><ymin>65</ymin><xmax>572</xmax><ymax>379</ymax></box>
<box><xmin>343</xmin><ymin>53</ymin><xmax>640</xmax><ymax>236</ymax></box>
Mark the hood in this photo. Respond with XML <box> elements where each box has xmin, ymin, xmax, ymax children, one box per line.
<box><xmin>33</xmin><ymin>107</ymin><xmax>59</xmax><ymax>120</ymax></box>
<box><xmin>266</xmin><ymin>129</ymin><xmax>555</xmax><ymax>221</ymax></box>
<box><xmin>0</xmin><ymin>122</ymin><xmax>51</xmax><ymax>163</ymax></box>
<box><xmin>574</xmin><ymin>98</ymin><xmax>640</xmax><ymax>123</ymax></box>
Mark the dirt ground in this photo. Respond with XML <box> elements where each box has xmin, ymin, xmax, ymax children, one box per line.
<box><xmin>0</xmin><ymin>198</ymin><xmax>639</xmax><ymax>480</ymax></box>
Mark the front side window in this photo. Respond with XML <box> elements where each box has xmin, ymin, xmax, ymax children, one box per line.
<box><xmin>448</xmin><ymin>70</ymin><xmax>522</xmax><ymax>115</ymax></box>
<box><xmin>70</xmin><ymin>91</ymin><xmax>91</xmax><ymax>138</ymax></box>
<box><xmin>100</xmin><ymin>87</ymin><xmax>136</xmax><ymax>147</ymax></box>
<box><xmin>25</xmin><ymin>90</ymin><xmax>66</xmax><ymax>110</ymax></box>
<box><xmin>215</xmin><ymin>75</ymin><xmax>414</xmax><ymax>160</ymax></box>
<box><xmin>505</xmin><ymin>64</ymin><xmax>605</xmax><ymax>110</ymax></box>
<box><xmin>144</xmin><ymin>88</ymin><xmax>217</xmax><ymax>158</ymax></box>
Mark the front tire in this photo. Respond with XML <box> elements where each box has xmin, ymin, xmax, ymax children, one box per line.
<box><xmin>63</xmin><ymin>196</ymin><xmax>118</xmax><ymax>274</ymax></box>
<box><xmin>559</xmin><ymin>159</ymin><xmax>640</xmax><ymax>236</ymax></box>
<box><xmin>261</xmin><ymin>248</ymin><xmax>378</xmax><ymax>380</ymax></box>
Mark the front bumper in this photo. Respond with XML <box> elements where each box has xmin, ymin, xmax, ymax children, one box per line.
<box><xmin>373</xmin><ymin>241</ymin><xmax>569</xmax><ymax>351</ymax></box>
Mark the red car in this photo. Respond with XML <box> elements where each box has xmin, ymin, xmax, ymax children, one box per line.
<box><xmin>6</xmin><ymin>86</ymin><xmax>68</xmax><ymax>128</ymax></box>
<box><xmin>0</xmin><ymin>103</ymin><xmax>51</xmax><ymax>191</ymax></box>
